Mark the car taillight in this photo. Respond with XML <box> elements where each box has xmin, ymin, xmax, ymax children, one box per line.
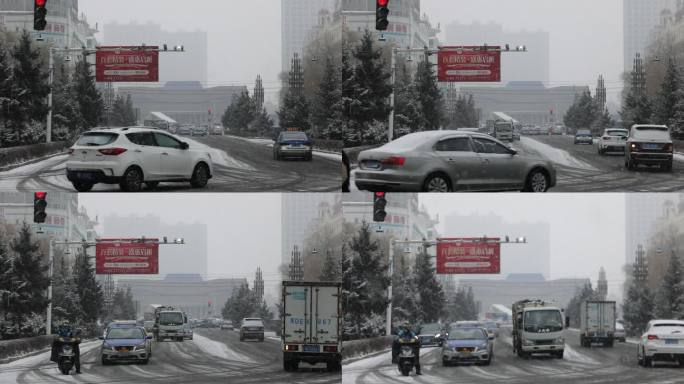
<box><xmin>68</xmin><ymin>149</ymin><xmax>75</xmax><ymax>155</ymax></box>
<box><xmin>647</xmin><ymin>334</ymin><xmax>659</xmax><ymax>341</ymax></box>
<box><xmin>285</xmin><ymin>344</ymin><xmax>298</xmax><ymax>351</ymax></box>
<box><xmin>380</xmin><ymin>156</ymin><xmax>406</xmax><ymax>166</ymax></box>
<box><xmin>98</xmin><ymin>148</ymin><xmax>127</xmax><ymax>156</ymax></box>
<box><xmin>664</xmin><ymin>144</ymin><xmax>673</xmax><ymax>152</ymax></box>
<box><xmin>603</xmin><ymin>136</ymin><xmax>609</xmax><ymax>140</ymax></box>
<box><xmin>323</xmin><ymin>346</ymin><xmax>338</xmax><ymax>353</ymax></box>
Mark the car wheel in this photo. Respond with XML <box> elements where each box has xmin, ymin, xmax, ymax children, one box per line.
<box><xmin>664</xmin><ymin>161</ymin><xmax>673</xmax><ymax>171</ymax></box>
<box><xmin>141</xmin><ymin>358</ymin><xmax>149</xmax><ymax>365</ymax></box>
<box><xmin>120</xmin><ymin>167</ymin><xmax>144</xmax><ymax>192</ymax></box>
<box><xmin>190</xmin><ymin>163</ymin><xmax>209</xmax><ymax>188</ymax></box>
<box><xmin>101</xmin><ymin>356</ymin><xmax>109</xmax><ymax>366</ymax></box>
<box><xmin>306</xmin><ymin>152</ymin><xmax>313</xmax><ymax>161</ymax></box>
<box><xmin>483</xmin><ymin>358</ymin><xmax>491</xmax><ymax>366</ymax></box>
<box><xmin>423</xmin><ymin>173</ymin><xmax>452</xmax><ymax>192</ymax></box>
<box><xmin>145</xmin><ymin>181</ymin><xmax>159</xmax><ymax>190</ymax></box>
<box><xmin>72</xmin><ymin>181</ymin><xmax>94</xmax><ymax>192</ymax></box>
<box><xmin>626</xmin><ymin>159</ymin><xmax>636</xmax><ymax>170</ymax></box>
<box><xmin>523</xmin><ymin>169</ymin><xmax>549</xmax><ymax>192</ymax></box>
<box><xmin>644</xmin><ymin>354</ymin><xmax>653</xmax><ymax>368</ymax></box>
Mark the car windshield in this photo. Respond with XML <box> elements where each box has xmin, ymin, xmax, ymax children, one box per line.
<box><xmin>107</xmin><ymin>328</ymin><xmax>144</xmax><ymax>340</ymax></box>
<box><xmin>495</xmin><ymin>123</ymin><xmax>512</xmax><ymax>131</ymax></box>
<box><xmin>577</xmin><ymin>130</ymin><xmax>591</xmax><ymax>136</ymax></box>
<box><xmin>524</xmin><ymin>310</ymin><xmax>563</xmax><ymax>333</ymax></box>
<box><xmin>382</xmin><ymin>132</ymin><xmax>435</xmax><ymax>151</ymax></box>
<box><xmin>448</xmin><ymin>328</ymin><xmax>485</xmax><ymax>340</ymax></box>
<box><xmin>282</xmin><ymin>132</ymin><xmax>308</xmax><ymax>141</ymax></box>
<box><xmin>76</xmin><ymin>132</ymin><xmax>118</xmax><ymax>146</ymax></box>
<box><xmin>606</xmin><ymin>130</ymin><xmax>628</xmax><ymax>137</ymax></box>
<box><xmin>485</xmin><ymin>322</ymin><xmax>497</xmax><ymax>329</ymax></box>
<box><xmin>633</xmin><ymin>127</ymin><xmax>670</xmax><ymax>140</ymax></box>
<box><xmin>159</xmin><ymin>312</ymin><xmax>184</xmax><ymax>325</ymax></box>
<box><xmin>653</xmin><ymin>323</ymin><xmax>684</xmax><ymax>328</ymax></box>
<box><xmin>419</xmin><ymin>323</ymin><xmax>442</xmax><ymax>334</ymax></box>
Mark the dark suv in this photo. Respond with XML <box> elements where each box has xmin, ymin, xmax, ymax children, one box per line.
<box><xmin>273</xmin><ymin>131</ymin><xmax>313</xmax><ymax>161</ymax></box>
<box><xmin>625</xmin><ymin>125</ymin><xmax>673</xmax><ymax>171</ymax></box>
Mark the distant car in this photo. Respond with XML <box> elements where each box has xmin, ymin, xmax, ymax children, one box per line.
<box><xmin>598</xmin><ymin>128</ymin><xmax>629</xmax><ymax>155</ymax></box>
<box><xmin>441</xmin><ymin>327</ymin><xmax>493</xmax><ymax>366</ymax></box>
<box><xmin>417</xmin><ymin>323</ymin><xmax>445</xmax><ymax>347</ymax></box>
<box><xmin>614</xmin><ymin>322</ymin><xmax>626</xmax><ymax>342</ymax></box>
<box><xmin>483</xmin><ymin>321</ymin><xmax>499</xmax><ymax>338</ymax></box>
<box><xmin>192</xmin><ymin>125</ymin><xmax>209</xmax><ymax>137</ymax></box>
<box><xmin>220</xmin><ymin>320</ymin><xmax>234</xmax><ymax>330</ymax></box>
<box><xmin>625</xmin><ymin>125</ymin><xmax>673</xmax><ymax>171</ymax></box>
<box><xmin>177</xmin><ymin>125</ymin><xmax>192</xmax><ymax>136</ymax></box>
<box><xmin>574</xmin><ymin>129</ymin><xmax>593</xmax><ymax>145</ymax></box>
<box><xmin>637</xmin><ymin>319</ymin><xmax>684</xmax><ymax>367</ymax></box>
<box><xmin>143</xmin><ymin>321</ymin><xmax>155</xmax><ymax>335</ymax></box>
<box><xmin>100</xmin><ymin>326</ymin><xmax>152</xmax><ymax>365</ymax></box>
<box><xmin>67</xmin><ymin>127</ymin><xmax>213</xmax><ymax>192</ymax></box>
<box><xmin>273</xmin><ymin>131</ymin><xmax>313</xmax><ymax>161</ymax></box>
<box><xmin>182</xmin><ymin>324</ymin><xmax>193</xmax><ymax>340</ymax></box>
<box><xmin>211</xmin><ymin>125</ymin><xmax>224</xmax><ymax>135</ymax></box>
<box><xmin>550</xmin><ymin>126</ymin><xmax>563</xmax><ymax>135</ymax></box>
<box><xmin>355</xmin><ymin>131</ymin><xmax>556</xmax><ymax>193</ymax></box>
<box><xmin>240</xmin><ymin>318</ymin><xmax>265</xmax><ymax>342</ymax></box>
<box><xmin>450</xmin><ymin>321</ymin><xmax>485</xmax><ymax>329</ymax></box>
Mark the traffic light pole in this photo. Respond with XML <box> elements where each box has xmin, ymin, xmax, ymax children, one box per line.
<box><xmin>385</xmin><ymin>236</ymin><xmax>528</xmax><ymax>336</ymax></box>
<box><xmin>46</xmin><ymin>237</ymin><xmax>185</xmax><ymax>335</ymax></box>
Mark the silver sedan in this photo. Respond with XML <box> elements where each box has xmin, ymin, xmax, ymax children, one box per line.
<box><xmin>355</xmin><ymin>131</ymin><xmax>556</xmax><ymax>192</ymax></box>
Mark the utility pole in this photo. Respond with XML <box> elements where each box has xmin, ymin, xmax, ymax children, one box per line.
<box><xmin>289</xmin><ymin>245</ymin><xmax>304</xmax><ymax>281</ymax></box>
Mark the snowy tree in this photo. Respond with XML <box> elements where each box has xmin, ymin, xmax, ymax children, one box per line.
<box><xmin>73</xmin><ymin>253</ymin><xmax>103</xmax><ymax>324</ymax></box>
<box><xmin>73</xmin><ymin>52</ymin><xmax>104</xmax><ymax>131</ymax></box>
<box><xmin>446</xmin><ymin>286</ymin><xmax>478</xmax><ymax>322</ymax></box>
<box><xmin>0</xmin><ymin>39</ymin><xmax>18</xmax><ymax>146</ymax></box>
<box><xmin>654</xmin><ymin>251</ymin><xmax>684</xmax><ymax>319</ymax></box>
<box><xmin>255</xmin><ymin>300</ymin><xmax>274</xmax><ymax>322</ymax></box>
<box><xmin>346</xmin><ymin>30</ymin><xmax>392</xmax><ymax>146</ymax></box>
<box><xmin>413</xmin><ymin>249</ymin><xmax>445</xmax><ymax>324</ymax></box>
<box><xmin>110</xmin><ymin>94</ymin><xmax>137</xmax><ymax>127</ymax></box>
<box><xmin>51</xmin><ymin>59</ymin><xmax>84</xmax><ymax>141</ymax></box>
<box><xmin>320</xmin><ymin>249</ymin><xmax>341</xmax><ymax>282</ymax></box>
<box><xmin>278</xmin><ymin>88</ymin><xmax>311</xmax><ymax>133</ymax></box>
<box><xmin>393</xmin><ymin>59</ymin><xmax>422</xmax><ymax>138</ymax></box>
<box><xmin>653</xmin><ymin>58</ymin><xmax>681</xmax><ymax>125</ymax></box>
<box><xmin>223</xmin><ymin>91</ymin><xmax>256</xmax><ymax>134</ymax></box>
<box><xmin>391</xmin><ymin>253</ymin><xmax>417</xmax><ymax>324</ymax></box>
<box><xmin>51</xmin><ymin>254</ymin><xmax>82</xmax><ymax>327</ymax></box>
<box><xmin>313</xmin><ymin>56</ymin><xmax>340</xmax><ymax>138</ymax></box>
<box><xmin>623</xmin><ymin>261</ymin><xmax>655</xmax><ymax>336</ymax></box>
<box><xmin>108</xmin><ymin>287</ymin><xmax>136</xmax><ymax>321</ymax></box>
<box><xmin>564</xmin><ymin>91</ymin><xmax>598</xmax><ymax>131</ymax></box>
<box><xmin>345</xmin><ymin>222</ymin><xmax>390</xmax><ymax>336</ymax></box>
<box><xmin>222</xmin><ymin>283</ymin><xmax>258</xmax><ymax>325</ymax></box>
<box><xmin>251</xmin><ymin>107</ymin><xmax>274</xmax><ymax>137</ymax></box>
<box><xmin>592</xmin><ymin>107</ymin><xmax>615</xmax><ymax>132</ymax></box>
<box><xmin>414</xmin><ymin>60</ymin><xmax>443</xmax><ymax>131</ymax></box>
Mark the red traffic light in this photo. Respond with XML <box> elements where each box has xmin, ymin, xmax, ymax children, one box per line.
<box><xmin>374</xmin><ymin>192</ymin><xmax>386</xmax><ymax>198</ymax></box>
<box><xmin>377</xmin><ymin>0</ymin><xmax>389</xmax><ymax>6</ymax></box>
<box><xmin>35</xmin><ymin>191</ymin><xmax>47</xmax><ymax>199</ymax></box>
<box><xmin>35</xmin><ymin>0</ymin><xmax>46</xmax><ymax>6</ymax></box>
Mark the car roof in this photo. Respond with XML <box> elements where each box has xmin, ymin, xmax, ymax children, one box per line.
<box><xmin>650</xmin><ymin>319</ymin><xmax>684</xmax><ymax>326</ymax></box>
<box><xmin>632</xmin><ymin>124</ymin><xmax>668</xmax><ymax>129</ymax></box>
<box><xmin>87</xmin><ymin>126</ymin><xmax>161</xmax><ymax>134</ymax></box>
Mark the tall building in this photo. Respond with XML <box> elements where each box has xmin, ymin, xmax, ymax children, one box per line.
<box><xmin>445</xmin><ymin>21</ymin><xmax>550</xmax><ymax>86</ymax></box>
<box><xmin>281</xmin><ymin>0</ymin><xmax>335</xmax><ymax>73</ymax></box>
<box><xmin>102</xmin><ymin>21</ymin><xmax>208</xmax><ymax>86</ymax></box>
<box><xmin>103</xmin><ymin>214</ymin><xmax>208</xmax><ymax>278</ymax></box>
<box><xmin>443</xmin><ymin>212</ymin><xmax>551</xmax><ymax>279</ymax></box>
<box><xmin>623</xmin><ymin>0</ymin><xmax>675</xmax><ymax>73</ymax></box>
<box><xmin>281</xmin><ymin>193</ymin><xmax>338</xmax><ymax>277</ymax></box>
<box><xmin>625</xmin><ymin>194</ymin><xmax>675</xmax><ymax>265</ymax></box>
<box><xmin>0</xmin><ymin>0</ymin><xmax>98</xmax><ymax>48</ymax></box>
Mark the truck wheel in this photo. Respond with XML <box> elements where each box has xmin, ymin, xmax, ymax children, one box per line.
<box><xmin>556</xmin><ymin>351</ymin><xmax>564</xmax><ymax>359</ymax></box>
<box><xmin>326</xmin><ymin>360</ymin><xmax>341</xmax><ymax>372</ymax></box>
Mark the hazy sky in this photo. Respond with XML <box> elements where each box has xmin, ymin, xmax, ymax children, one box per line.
<box><xmin>423</xmin><ymin>0</ymin><xmax>623</xmax><ymax>102</ymax></box>
<box><xmin>419</xmin><ymin>194</ymin><xmax>626</xmax><ymax>297</ymax></box>
<box><xmin>78</xmin><ymin>194</ymin><xmax>283</xmax><ymax>298</ymax></box>
<box><xmin>80</xmin><ymin>0</ymin><xmax>282</xmax><ymax>99</ymax></box>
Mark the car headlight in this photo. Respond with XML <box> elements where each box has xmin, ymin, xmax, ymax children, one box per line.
<box><xmin>479</xmin><ymin>342</ymin><xmax>488</xmax><ymax>350</ymax></box>
<box><xmin>555</xmin><ymin>338</ymin><xmax>565</xmax><ymax>344</ymax></box>
<box><xmin>523</xmin><ymin>339</ymin><xmax>535</xmax><ymax>346</ymax></box>
<box><xmin>135</xmin><ymin>343</ymin><xmax>147</xmax><ymax>351</ymax></box>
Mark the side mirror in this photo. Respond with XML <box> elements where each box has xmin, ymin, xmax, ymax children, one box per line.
<box><xmin>565</xmin><ymin>316</ymin><xmax>570</xmax><ymax>328</ymax></box>
<box><xmin>181</xmin><ymin>142</ymin><xmax>189</xmax><ymax>150</ymax></box>
<box><xmin>509</xmin><ymin>147</ymin><xmax>518</xmax><ymax>155</ymax></box>
<box><xmin>98</xmin><ymin>336</ymin><xmax>104</xmax><ymax>340</ymax></box>
<box><xmin>489</xmin><ymin>335</ymin><xmax>495</xmax><ymax>340</ymax></box>
<box><xmin>146</xmin><ymin>335</ymin><xmax>153</xmax><ymax>340</ymax></box>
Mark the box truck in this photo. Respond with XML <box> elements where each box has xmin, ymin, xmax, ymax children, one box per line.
<box><xmin>580</xmin><ymin>300</ymin><xmax>616</xmax><ymax>347</ymax></box>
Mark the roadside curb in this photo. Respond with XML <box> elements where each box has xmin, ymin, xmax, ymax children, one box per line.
<box><xmin>0</xmin><ymin>151</ymin><xmax>67</xmax><ymax>173</ymax></box>
<box><xmin>0</xmin><ymin>346</ymin><xmax>52</xmax><ymax>365</ymax></box>
<box><xmin>343</xmin><ymin>348</ymin><xmax>392</xmax><ymax>365</ymax></box>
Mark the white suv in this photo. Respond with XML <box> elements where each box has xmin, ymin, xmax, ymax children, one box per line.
<box><xmin>67</xmin><ymin>127</ymin><xmax>213</xmax><ymax>192</ymax></box>
<box><xmin>598</xmin><ymin>128</ymin><xmax>629</xmax><ymax>155</ymax></box>
<box><xmin>638</xmin><ymin>319</ymin><xmax>684</xmax><ymax>367</ymax></box>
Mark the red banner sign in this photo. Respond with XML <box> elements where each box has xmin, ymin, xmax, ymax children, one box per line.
<box><xmin>436</xmin><ymin>238</ymin><xmax>500</xmax><ymax>274</ymax></box>
<box><xmin>438</xmin><ymin>47</ymin><xmax>501</xmax><ymax>82</ymax></box>
<box><xmin>96</xmin><ymin>239</ymin><xmax>159</xmax><ymax>274</ymax></box>
<box><xmin>96</xmin><ymin>46</ymin><xmax>159</xmax><ymax>82</ymax></box>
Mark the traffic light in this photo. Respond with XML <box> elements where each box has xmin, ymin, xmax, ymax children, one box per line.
<box><xmin>376</xmin><ymin>0</ymin><xmax>390</xmax><ymax>31</ymax></box>
<box><xmin>373</xmin><ymin>192</ymin><xmax>387</xmax><ymax>222</ymax></box>
<box><xmin>33</xmin><ymin>192</ymin><xmax>47</xmax><ymax>224</ymax></box>
<box><xmin>34</xmin><ymin>0</ymin><xmax>48</xmax><ymax>31</ymax></box>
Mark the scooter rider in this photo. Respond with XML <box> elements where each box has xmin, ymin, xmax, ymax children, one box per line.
<box><xmin>391</xmin><ymin>322</ymin><xmax>422</xmax><ymax>375</ymax></box>
<box><xmin>50</xmin><ymin>322</ymin><xmax>81</xmax><ymax>374</ymax></box>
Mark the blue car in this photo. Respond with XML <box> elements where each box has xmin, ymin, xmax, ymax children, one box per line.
<box><xmin>441</xmin><ymin>327</ymin><xmax>493</xmax><ymax>366</ymax></box>
<box><xmin>273</xmin><ymin>131</ymin><xmax>313</xmax><ymax>161</ymax></box>
<box><xmin>100</xmin><ymin>326</ymin><xmax>152</xmax><ymax>365</ymax></box>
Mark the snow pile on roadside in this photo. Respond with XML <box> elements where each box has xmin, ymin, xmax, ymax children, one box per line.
<box><xmin>520</xmin><ymin>137</ymin><xmax>598</xmax><ymax>171</ymax></box>
<box><xmin>192</xmin><ymin>333</ymin><xmax>256</xmax><ymax>363</ymax></box>
<box><xmin>0</xmin><ymin>154</ymin><xmax>68</xmax><ymax>176</ymax></box>
<box><xmin>674</xmin><ymin>153</ymin><xmax>684</xmax><ymax>163</ymax></box>
<box><xmin>563</xmin><ymin>345</ymin><xmax>601</xmax><ymax>365</ymax></box>
<box><xmin>184</xmin><ymin>138</ymin><xmax>256</xmax><ymax>170</ymax></box>
<box><xmin>0</xmin><ymin>340</ymin><xmax>100</xmax><ymax>382</ymax></box>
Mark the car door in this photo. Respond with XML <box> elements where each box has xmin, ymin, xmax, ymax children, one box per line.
<box><xmin>472</xmin><ymin>137</ymin><xmax>525</xmax><ymax>191</ymax></box>
<box><xmin>125</xmin><ymin>132</ymin><xmax>162</xmax><ymax>179</ymax></box>
<box><xmin>154</xmin><ymin>132</ymin><xmax>193</xmax><ymax>179</ymax></box>
<box><xmin>432</xmin><ymin>137</ymin><xmax>481</xmax><ymax>190</ymax></box>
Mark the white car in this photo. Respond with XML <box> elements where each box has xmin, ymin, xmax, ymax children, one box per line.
<box><xmin>67</xmin><ymin>127</ymin><xmax>213</xmax><ymax>192</ymax></box>
<box><xmin>598</xmin><ymin>128</ymin><xmax>629</xmax><ymax>155</ymax></box>
<box><xmin>637</xmin><ymin>319</ymin><xmax>684</xmax><ymax>367</ymax></box>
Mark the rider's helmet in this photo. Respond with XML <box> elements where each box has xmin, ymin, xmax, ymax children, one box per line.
<box><xmin>57</xmin><ymin>321</ymin><xmax>73</xmax><ymax>338</ymax></box>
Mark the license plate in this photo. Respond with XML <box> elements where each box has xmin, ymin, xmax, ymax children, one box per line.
<box><xmin>666</xmin><ymin>339</ymin><xmax>679</xmax><ymax>345</ymax></box>
<box><xmin>303</xmin><ymin>345</ymin><xmax>320</xmax><ymax>353</ymax></box>
<box><xmin>644</xmin><ymin>144</ymin><xmax>661</xmax><ymax>150</ymax></box>
<box><xmin>78</xmin><ymin>172</ymin><xmax>95</xmax><ymax>180</ymax></box>
<box><xmin>362</xmin><ymin>161</ymin><xmax>381</xmax><ymax>170</ymax></box>
<box><xmin>289</xmin><ymin>145</ymin><xmax>302</xmax><ymax>148</ymax></box>
<box><xmin>119</xmin><ymin>348</ymin><xmax>129</xmax><ymax>352</ymax></box>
